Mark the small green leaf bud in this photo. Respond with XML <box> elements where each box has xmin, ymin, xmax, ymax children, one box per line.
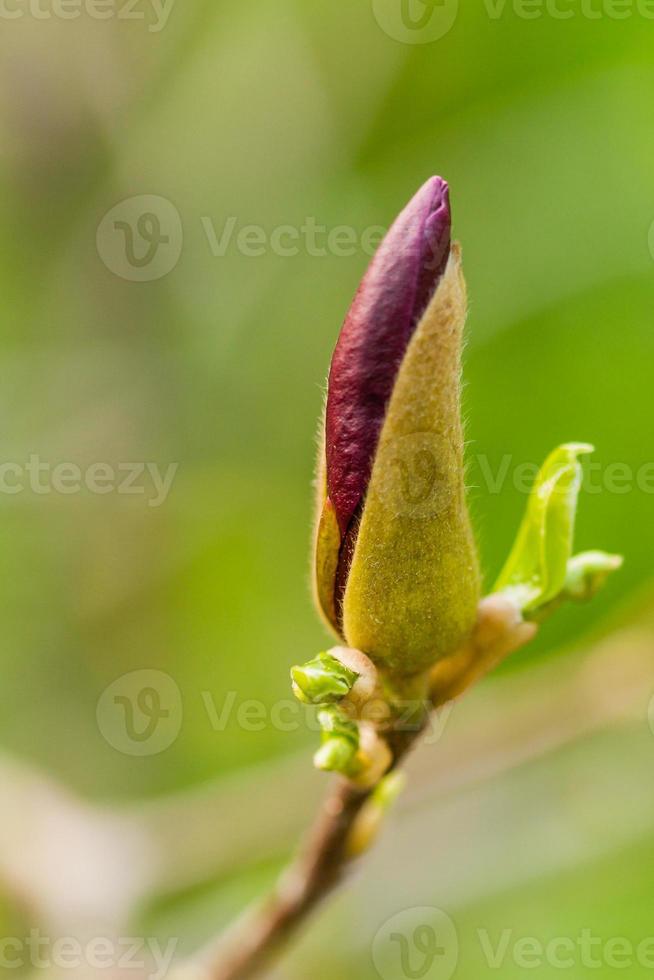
<box><xmin>290</xmin><ymin>651</ymin><xmax>359</xmax><ymax>705</ymax></box>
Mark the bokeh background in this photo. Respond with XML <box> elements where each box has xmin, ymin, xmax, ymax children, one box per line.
<box><xmin>0</xmin><ymin>1</ymin><xmax>653</xmax><ymax>977</ymax></box>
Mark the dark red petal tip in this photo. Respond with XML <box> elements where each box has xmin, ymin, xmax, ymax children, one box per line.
<box><xmin>325</xmin><ymin>176</ymin><xmax>451</xmax><ymax>538</ymax></box>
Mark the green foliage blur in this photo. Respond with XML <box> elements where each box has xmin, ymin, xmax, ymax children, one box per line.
<box><xmin>0</xmin><ymin>2</ymin><xmax>652</xmax><ymax>976</ymax></box>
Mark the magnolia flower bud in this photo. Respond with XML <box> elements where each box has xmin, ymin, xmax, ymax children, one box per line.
<box><xmin>313</xmin><ymin>177</ymin><xmax>480</xmax><ymax>677</ymax></box>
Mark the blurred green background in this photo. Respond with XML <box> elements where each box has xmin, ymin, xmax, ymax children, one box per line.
<box><xmin>0</xmin><ymin>1</ymin><xmax>653</xmax><ymax>977</ymax></box>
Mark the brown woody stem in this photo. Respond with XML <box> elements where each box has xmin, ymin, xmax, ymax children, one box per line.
<box><xmin>189</xmin><ymin>596</ymin><xmax>534</xmax><ymax>980</ymax></box>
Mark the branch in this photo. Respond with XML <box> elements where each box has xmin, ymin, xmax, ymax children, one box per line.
<box><xmin>192</xmin><ymin>779</ymin><xmax>369</xmax><ymax>980</ymax></box>
<box><xmin>188</xmin><ymin>595</ymin><xmax>536</xmax><ymax>980</ymax></box>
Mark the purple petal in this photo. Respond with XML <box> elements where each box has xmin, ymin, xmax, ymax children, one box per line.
<box><xmin>325</xmin><ymin>176</ymin><xmax>451</xmax><ymax>538</ymax></box>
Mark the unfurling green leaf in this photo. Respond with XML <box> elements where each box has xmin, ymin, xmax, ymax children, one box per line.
<box><xmin>494</xmin><ymin>443</ymin><xmax>619</xmax><ymax>616</ymax></box>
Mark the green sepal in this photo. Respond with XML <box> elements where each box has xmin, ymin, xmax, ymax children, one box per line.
<box><xmin>340</xmin><ymin>251</ymin><xmax>480</xmax><ymax>675</ymax></box>
<box><xmin>494</xmin><ymin>442</ymin><xmax>594</xmax><ymax>614</ymax></box>
<box><xmin>290</xmin><ymin>652</ymin><xmax>359</xmax><ymax>705</ymax></box>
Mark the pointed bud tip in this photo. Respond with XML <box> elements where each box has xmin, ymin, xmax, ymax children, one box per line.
<box><xmin>565</xmin><ymin>550</ymin><xmax>623</xmax><ymax>601</ymax></box>
<box><xmin>563</xmin><ymin>441</ymin><xmax>595</xmax><ymax>457</ymax></box>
